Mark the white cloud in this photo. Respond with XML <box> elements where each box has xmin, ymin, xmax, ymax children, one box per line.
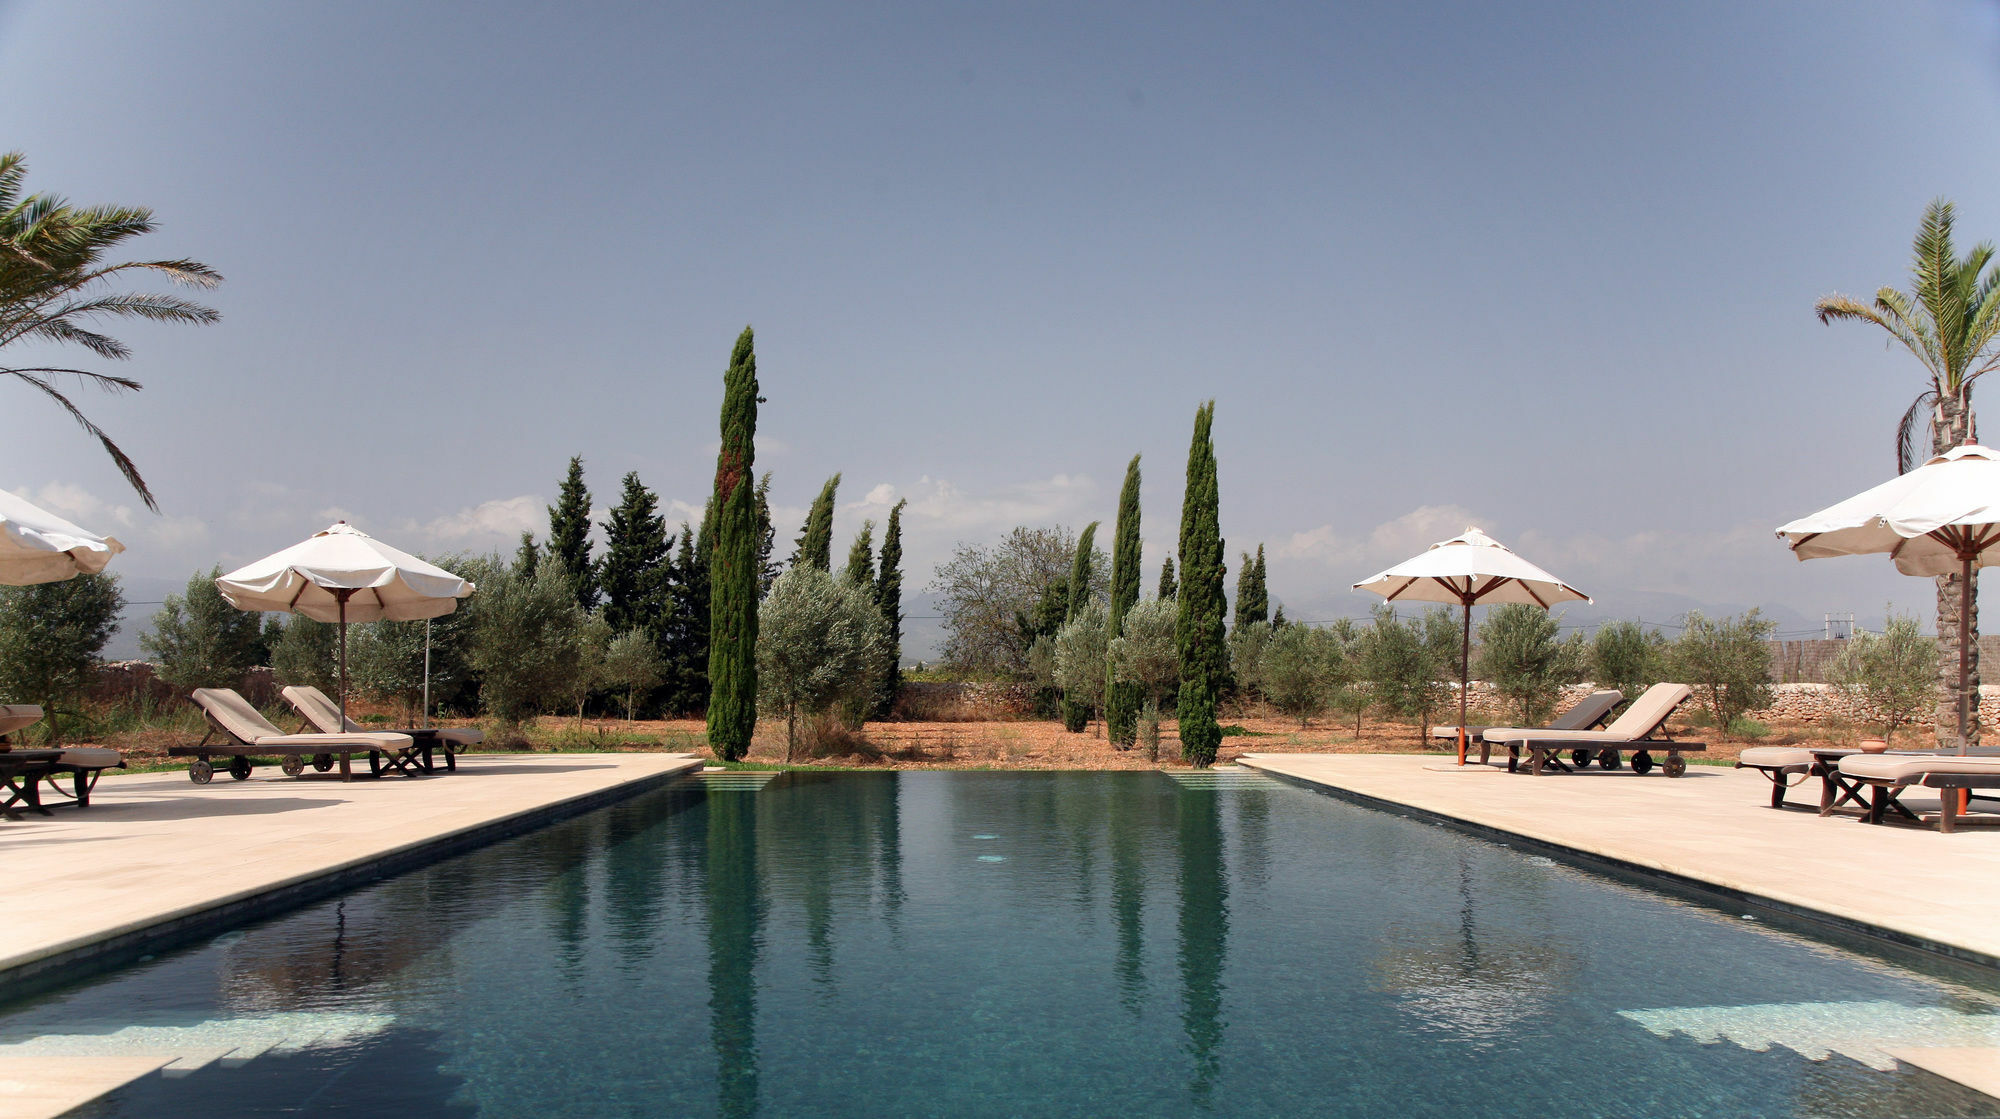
<box><xmin>24</xmin><ymin>482</ymin><xmax>137</xmax><ymax>529</ymax></box>
<box><xmin>414</xmin><ymin>496</ymin><xmax>543</xmax><ymax>547</ymax></box>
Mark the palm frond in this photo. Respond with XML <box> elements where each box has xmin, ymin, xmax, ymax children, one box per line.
<box><xmin>1900</xmin><ymin>390</ymin><xmax>1939</xmax><ymax>474</ymax></box>
<box><xmin>3</xmin><ymin>371</ymin><xmax>154</xmax><ymax>510</ymax></box>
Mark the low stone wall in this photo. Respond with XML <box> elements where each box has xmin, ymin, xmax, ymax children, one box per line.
<box><xmin>894</xmin><ymin>681</ymin><xmax>1036</xmax><ymax>720</ymax></box>
<box><xmin>89</xmin><ymin>661</ymin><xmax>278</xmax><ymax>708</ymax></box>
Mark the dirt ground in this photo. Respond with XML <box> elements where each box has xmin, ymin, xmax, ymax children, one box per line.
<box><xmin>79</xmin><ymin>699</ymin><xmax>1916</xmax><ymax>771</ymax></box>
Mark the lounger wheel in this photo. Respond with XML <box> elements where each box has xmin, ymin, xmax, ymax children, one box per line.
<box><xmin>281</xmin><ymin>755</ymin><xmax>305</xmax><ymax>777</ymax></box>
<box><xmin>1571</xmin><ymin>749</ymin><xmax>1592</xmax><ymax>768</ymax></box>
<box><xmin>1663</xmin><ymin>755</ymin><xmax>1687</xmax><ymax>778</ymax></box>
<box><xmin>188</xmin><ymin>758</ymin><xmax>213</xmax><ymax>784</ymax></box>
<box><xmin>1630</xmin><ymin>751</ymin><xmax>1654</xmax><ymax>775</ymax></box>
<box><xmin>1598</xmin><ymin>750</ymin><xmax>1621</xmax><ymax>770</ymax></box>
<box><xmin>228</xmin><ymin>756</ymin><xmax>253</xmax><ymax>781</ymax></box>
<box><xmin>312</xmin><ymin>753</ymin><xmax>334</xmax><ymax>772</ymax></box>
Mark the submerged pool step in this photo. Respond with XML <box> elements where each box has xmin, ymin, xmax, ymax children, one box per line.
<box><xmin>1164</xmin><ymin>767</ymin><xmax>1283</xmax><ymax>790</ymax></box>
<box><xmin>691</xmin><ymin>769</ymin><xmax>780</xmax><ymax>792</ymax></box>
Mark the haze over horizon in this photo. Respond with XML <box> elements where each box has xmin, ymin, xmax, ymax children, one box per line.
<box><xmin>5</xmin><ymin>1</ymin><xmax>2000</xmax><ymax>659</ymax></box>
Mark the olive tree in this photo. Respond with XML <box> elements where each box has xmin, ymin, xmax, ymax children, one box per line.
<box><xmin>756</xmin><ymin>565</ymin><xmax>888</xmax><ymax>761</ymax></box>
<box><xmin>1591</xmin><ymin>620</ymin><xmax>1665</xmax><ymax>710</ymax></box>
<box><xmin>468</xmin><ymin>558</ymin><xmax>586</xmax><ymax>725</ymax></box>
<box><xmin>1052</xmin><ymin>601</ymin><xmax>1109</xmax><ymax>733</ymax></box>
<box><xmin>143</xmin><ymin>566</ymin><xmax>264</xmax><ymax>690</ymax></box>
<box><xmin>1669</xmin><ymin>609</ymin><xmax>1776</xmax><ymax>735</ymax></box>
<box><xmin>1259</xmin><ymin>623</ymin><xmax>1343</xmax><ymax>727</ymax></box>
<box><xmin>1358</xmin><ymin>606</ymin><xmax>1457</xmax><ymax>741</ymax></box>
<box><xmin>1228</xmin><ymin>620</ymin><xmax>1273</xmax><ymax>704</ymax></box>
<box><xmin>0</xmin><ymin>573</ymin><xmax>123</xmax><ymax>740</ymax></box>
<box><xmin>1828</xmin><ymin>612</ymin><xmax>1938</xmax><ymax>746</ymax></box>
<box><xmin>603</xmin><ymin>629</ymin><xmax>664</xmax><ymax>721</ymax></box>
<box><xmin>1110</xmin><ymin>598</ymin><xmax>1179</xmax><ymax>760</ymax></box>
<box><xmin>1475</xmin><ymin>604</ymin><xmax>1573</xmax><ymax>726</ymax></box>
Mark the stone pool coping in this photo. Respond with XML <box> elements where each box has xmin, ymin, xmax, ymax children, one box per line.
<box><xmin>0</xmin><ymin>752</ymin><xmax>703</xmax><ymax>1001</ymax></box>
<box><xmin>1239</xmin><ymin>752</ymin><xmax>2000</xmax><ymax>969</ymax></box>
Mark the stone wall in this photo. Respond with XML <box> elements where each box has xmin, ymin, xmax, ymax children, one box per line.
<box><xmin>1766</xmin><ymin>636</ymin><xmax>2000</xmax><ymax>684</ymax></box>
<box><xmin>894</xmin><ymin>681</ymin><xmax>1036</xmax><ymax>720</ymax></box>
<box><xmin>89</xmin><ymin>661</ymin><xmax>278</xmax><ymax>708</ymax></box>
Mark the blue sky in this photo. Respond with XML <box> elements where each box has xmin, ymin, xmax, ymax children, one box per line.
<box><xmin>4</xmin><ymin>1</ymin><xmax>2000</xmax><ymax>657</ymax></box>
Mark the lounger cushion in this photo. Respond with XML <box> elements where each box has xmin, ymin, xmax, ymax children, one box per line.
<box><xmin>283</xmin><ymin>684</ymin><xmax>480</xmax><ymax>746</ymax></box>
<box><xmin>252</xmin><ymin>731</ymin><xmax>413</xmax><ymax>752</ymax></box>
<box><xmin>1837</xmin><ymin>754</ymin><xmax>2000</xmax><ymax>782</ymax></box>
<box><xmin>55</xmin><ymin>747</ymin><xmax>121</xmax><ymax>768</ymax></box>
<box><xmin>1481</xmin><ymin>728</ymin><xmax>1648</xmax><ymax>745</ymax></box>
<box><xmin>1737</xmin><ymin>746</ymin><xmax>1815</xmax><ymax>769</ymax></box>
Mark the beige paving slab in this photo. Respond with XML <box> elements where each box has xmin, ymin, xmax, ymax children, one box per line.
<box><xmin>0</xmin><ymin>1055</ymin><xmax>171</xmax><ymax>1119</ymax></box>
<box><xmin>1239</xmin><ymin>753</ymin><xmax>2000</xmax><ymax>963</ymax></box>
<box><xmin>0</xmin><ymin>752</ymin><xmax>701</xmax><ymax>980</ymax></box>
<box><xmin>1891</xmin><ymin>1047</ymin><xmax>2000</xmax><ymax>1098</ymax></box>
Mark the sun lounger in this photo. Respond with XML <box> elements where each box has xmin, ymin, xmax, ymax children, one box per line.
<box><xmin>0</xmin><ymin>705</ymin><xmax>124</xmax><ymax>808</ymax></box>
<box><xmin>280</xmin><ymin>685</ymin><xmax>479</xmax><ymax>774</ymax></box>
<box><xmin>1833</xmin><ymin>753</ymin><xmax>2000</xmax><ymax>833</ymax></box>
<box><xmin>1430</xmin><ymin>689</ymin><xmax>1624</xmax><ymax>765</ymax></box>
<box><xmin>170</xmin><ymin>687</ymin><xmax>413</xmax><ymax>783</ymax></box>
<box><xmin>1481</xmin><ymin>683</ymin><xmax>1705</xmax><ymax>776</ymax></box>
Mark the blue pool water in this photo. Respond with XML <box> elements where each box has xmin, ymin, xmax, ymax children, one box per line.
<box><xmin>7</xmin><ymin>770</ymin><xmax>2000</xmax><ymax>1117</ymax></box>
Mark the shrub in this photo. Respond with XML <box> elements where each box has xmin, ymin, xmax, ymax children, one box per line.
<box><xmin>1358</xmin><ymin>606</ymin><xmax>1456</xmax><ymax>740</ymax></box>
<box><xmin>1110</xmin><ymin>598</ymin><xmax>1178</xmax><ymax>760</ymax></box>
<box><xmin>1259</xmin><ymin>624</ymin><xmax>1343</xmax><ymax>727</ymax></box>
<box><xmin>603</xmin><ymin>629</ymin><xmax>665</xmax><ymax>720</ymax></box>
<box><xmin>468</xmin><ymin>558</ymin><xmax>587</xmax><ymax>724</ymax></box>
<box><xmin>143</xmin><ymin>566</ymin><xmax>264</xmax><ymax>690</ymax></box>
<box><xmin>1052</xmin><ymin>602</ymin><xmax>1109</xmax><ymax>732</ymax></box>
<box><xmin>0</xmin><ymin>573</ymin><xmax>123</xmax><ymax>740</ymax></box>
<box><xmin>756</xmin><ymin>565</ymin><xmax>888</xmax><ymax>761</ymax></box>
<box><xmin>1827</xmin><ymin>612</ymin><xmax>1937</xmax><ymax>746</ymax></box>
<box><xmin>1668</xmin><ymin>609</ymin><xmax>1775</xmax><ymax>736</ymax></box>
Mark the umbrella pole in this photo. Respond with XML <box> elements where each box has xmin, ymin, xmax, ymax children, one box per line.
<box><xmin>1458</xmin><ymin>600</ymin><xmax>1472</xmax><ymax>766</ymax></box>
<box><xmin>423</xmin><ymin>619</ymin><xmax>432</xmax><ymax>730</ymax></box>
<box><xmin>1963</xmin><ymin>553</ymin><xmax>1975</xmax><ymax>757</ymax></box>
<box><xmin>337</xmin><ymin>592</ymin><xmax>352</xmax><ymax>780</ymax></box>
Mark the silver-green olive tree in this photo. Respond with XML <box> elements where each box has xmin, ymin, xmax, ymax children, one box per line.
<box><xmin>1828</xmin><ymin>612</ymin><xmax>1939</xmax><ymax>746</ymax></box>
<box><xmin>1052</xmin><ymin>601</ymin><xmax>1109</xmax><ymax>733</ymax></box>
<box><xmin>1669</xmin><ymin>609</ymin><xmax>1775</xmax><ymax>735</ymax></box>
<box><xmin>756</xmin><ymin>565</ymin><xmax>888</xmax><ymax>761</ymax></box>
<box><xmin>1259</xmin><ymin>623</ymin><xmax>1344</xmax><ymax>727</ymax></box>
<box><xmin>1110</xmin><ymin>597</ymin><xmax>1179</xmax><ymax>760</ymax></box>
<box><xmin>1475</xmin><ymin>604</ymin><xmax>1574</xmax><ymax>726</ymax></box>
<box><xmin>0</xmin><ymin>572</ymin><xmax>123</xmax><ymax>740</ymax></box>
<box><xmin>143</xmin><ymin>567</ymin><xmax>264</xmax><ymax>691</ymax></box>
<box><xmin>603</xmin><ymin>629</ymin><xmax>665</xmax><ymax>721</ymax></box>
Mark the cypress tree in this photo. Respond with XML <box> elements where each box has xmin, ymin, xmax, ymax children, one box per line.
<box><xmin>513</xmin><ymin>531</ymin><xmax>541</xmax><ymax>577</ymax></box>
<box><xmin>600</xmin><ymin>471</ymin><xmax>670</xmax><ymax>640</ymax></box>
<box><xmin>547</xmin><ymin>455</ymin><xmax>597</xmax><ymax>612</ymax></box>
<box><xmin>669</xmin><ymin>522</ymin><xmax>711</xmax><ymax>714</ymax></box>
<box><xmin>1177</xmin><ymin>401</ymin><xmax>1226</xmax><ymax>767</ymax></box>
<box><xmin>873</xmin><ymin>499</ymin><xmax>908</xmax><ymax>719</ymax></box>
<box><xmin>843</xmin><ymin>520</ymin><xmax>876</xmax><ymax>586</ymax></box>
<box><xmin>1158</xmin><ymin>555</ymin><xmax>1178</xmax><ymax>601</ymax></box>
<box><xmin>1105</xmin><ymin>455</ymin><xmax>1142</xmax><ymax>748</ymax></box>
<box><xmin>791</xmin><ymin>473</ymin><xmax>840</xmax><ymax>572</ymax></box>
<box><xmin>1060</xmin><ymin>521</ymin><xmax>1100</xmax><ymax>732</ymax></box>
<box><xmin>1234</xmin><ymin>544</ymin><xmax>1268</xmax><ymax>630</ymax></box>
<box><xmin>707</xmin><ymin>326</ymin><xmax>761</xmax><ymax>761</ymax></box>
<box><xmin>754</xmin><ymin>472</ymin><xmax>778</xmax><ymax>594</ymax></box>
<box><xmin>1271</xmin><ymin>603</ymin><xmax>1288</xmax><ymax>629</ymax></box>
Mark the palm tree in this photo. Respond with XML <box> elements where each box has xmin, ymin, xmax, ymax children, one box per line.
<box><xmin>0</xmin><ymin>152</ymin><xmax>221</xmax><ymax>511</ymax></box>
<box><xmin>1817</xmin><ymin>198</ymin><xmax>2000</xmax><ymax>748</ymax></box>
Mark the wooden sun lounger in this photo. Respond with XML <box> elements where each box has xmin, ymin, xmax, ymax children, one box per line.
<box><xmin>0</xmin><ymin>706</ymin><xmax>124</xmax><ymax>810</ymax></box>
<box><xmin>1430</xmin><ymin>689</ymin><xmax>1623</xmax><ymax>765</ymax></box>
<box><xmin>280</xmin><ymin>685</ymin><xmax>481</xmax><ymax>775</ymax></box>
<box><xmin>1481</xmin><ymin>683</ymin><xmax>1706</xmax><ymax>777</ymax></box>
<box><xmin>170</xmin><ymin>688</ymin><xmax>414</xmax><ymax>783</ymax></box>
<box><xmin>1834</xmin><ymin>753</ymin><xmax>2000</xmax><ymax>833</ymax></box>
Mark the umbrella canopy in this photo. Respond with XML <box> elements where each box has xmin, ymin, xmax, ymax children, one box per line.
<box><xmin>0</xmin><ymin>487</ymin><xmax>123</xmax><ymax>586</ymax></box>
<box><xmin>1776</xmin><ymin>443</ymin><xmax>2000</xmax><ymax>752</ymax></box>
<box><xmin>1355</xmin><ymin>528</ymin><xmax>1590</xmax><ymax>763</ymax></box>
<box><xmin>215</xmin><ymin>521</ymin><xmax>472</xmax><ymax>622</ymax></box>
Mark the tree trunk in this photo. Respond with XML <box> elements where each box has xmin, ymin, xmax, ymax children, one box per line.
<box><xmin>1935</xmin><ymin>390</ymin><xmax>1981</xmax><ymax>749</ymax></box>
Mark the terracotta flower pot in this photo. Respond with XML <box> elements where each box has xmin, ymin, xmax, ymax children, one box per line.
<box><xmin>1859</xmin><ymin>739</ymin><xmax>1889</xmax><ymax>753</ymax></box>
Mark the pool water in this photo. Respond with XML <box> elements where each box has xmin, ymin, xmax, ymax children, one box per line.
<box><xmin>7</xmin><ymin>771</ymin><xmax>2000</xmax><ymax>1117</ymax></box>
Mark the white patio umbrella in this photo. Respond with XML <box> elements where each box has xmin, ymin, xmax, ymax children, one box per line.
<box><xmin>0</xmin><ymin>486</ymin><xmax>123</xmax><ymax>585</ymax></box>
<box><xmin>1776</xmin><ymin>443</ymin><xmax>2000</xmax><ymax>754</ymax></box>
<box><xmin>215</xmin><ymin>522</ymin><xmax>474</xmax><ymax>728</ymax></box>
<box><xmin>1354</xmin><ymin>528</ymin><xmax>1591</xmax><ymax>764</ymax></box>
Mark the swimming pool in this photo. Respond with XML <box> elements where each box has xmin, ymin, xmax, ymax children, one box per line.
<box><xmin>6</xmin><ymin>770</ymin><xmax>1999</xmax><ymax>1117</ymax></box>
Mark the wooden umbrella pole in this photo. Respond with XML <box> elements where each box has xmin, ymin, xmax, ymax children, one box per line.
<box><xmin>1963</xmin><ymin>551</ymin><xmax>1974</xmax><ymax>757</ymax></box>
<box><xmin>1458</xmin><ymin>599</ymin><xmax>1472</xmax><ymax>766</ymax></box>
<box><xmin>336</xmin><ymin>589</ymin><xmax>352</xmax><ymax>780</ymax></box>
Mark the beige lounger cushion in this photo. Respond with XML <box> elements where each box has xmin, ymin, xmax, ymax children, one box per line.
<box><xmin>1434</xmin><ymin>690</ymin><xmax>1624</xmax><ymax>740</ymax></box>
<box><xmin>193</xmin><ymin>687</ymin><xmax>411</xmax><ymax>752</ymax></box>
<box><xmin>55</xmin><ymin>747</ymin><xmax>121</xmax><ymax>768</ymax></box>
<box><xmin>283</xmin><ymin>684</ymin><xmax>481</xmax><ymax>746</ymax></box>
<box><xmin>1483</xmin><ymin>683</ymin><xmax>1692</xmax><ymax>745</ymax></box>
<box><xmin>1737</xmin><ymin>746</ymin><xmax>1815</xmax><ymax>769</ymax></box>
<box><xmin>1837</xmin><ymin>754</ymin><xmax>2000</xmax><ymax>782</ymax></box>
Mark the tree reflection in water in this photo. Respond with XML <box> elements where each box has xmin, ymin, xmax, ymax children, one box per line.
<box><xmin>1176</xmin><ymin>788</ymin><xmax>1229</xmax><ymax>1107</ymax></box>
<box><xmin>705</xmin><ymin>790</ymin><xmax>763</xmax><ymax>1118</ymax></box>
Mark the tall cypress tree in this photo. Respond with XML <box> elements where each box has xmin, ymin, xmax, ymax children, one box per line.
<box><xmin>842</xmin><ymin>521</ymin><xmax>876</xmax><ymax>586</ymax></box>
<box><xmin>791</xmin><ymin>473</ymin><xmax>840</xmax><ymax>572</ymax></box>
<box><xmin>873</xmin><ymin>499</ymin><xmax>908</xmax><ymax>719</ymax></box>
<box><xmin>1105</xmin><ymin>455</ymin><xmax>1142</xmax><ymax>748</ymax></box>
<box><xmin>1177</xmin><ymin>401</ymin><xmax>1225</xmax><ymax>767</ymax></box>
<box><xmin>707</xmin><ymin>326</ymin><xmax>761</xmax><ymax>761</ymax></box>
<box><xmin>1158</xmin><ymin>555</ymin><xmax>1178</xmax><ymax>601</ymax></box>
<box><xmin>1233</xmin><ymin>544</ymin><xmax>1268</xmax><ymax>630</ymax></box>
<box><xmin>753</xmin><ymin>472</ymin><xmax>778</xmax><ymax>594</ymax></box>
<box><xmin>601</xmin><ymin>472</ymin><xmax>669</xmax><ymax>641</ymax></box>
<box><xmin>1060</xmin><ymin>521</ymin><xmax>1101</xmax><ymax>732</ymax></box>
<box><xmin>547</xmin><ymin>455</ymin><xmax>597</xmax><ymax>612</ymax></box>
